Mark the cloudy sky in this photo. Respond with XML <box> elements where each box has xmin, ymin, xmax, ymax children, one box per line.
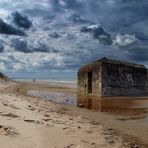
<box><xmin>0</xmin><ymin>0</ymin><xmax>148</xmax><ymax>79</ymax></box>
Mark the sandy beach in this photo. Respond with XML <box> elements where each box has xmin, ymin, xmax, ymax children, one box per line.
<box><xmin>0</xmin><ymin>81</ymin><xmax>147</xmax><ymax>148</ymax></box>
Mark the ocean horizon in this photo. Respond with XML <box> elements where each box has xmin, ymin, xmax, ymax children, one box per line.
<box><xmin>13</xmin><ymin>78</ymin><xmax>77</xmax><ymax>84</ymax></box>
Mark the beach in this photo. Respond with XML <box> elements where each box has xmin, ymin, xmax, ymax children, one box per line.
<box><xmin>0</xmin><ymin>80</ymin><xmax>147</xmax><ymax>148</ymax></box>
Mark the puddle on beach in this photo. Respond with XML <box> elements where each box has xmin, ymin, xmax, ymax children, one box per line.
<box><xmin>27</xmin><ymin>90</ymin><xmax>77</xmax><ymax>105</ymax></box>
<box><xmin>27</xmin><ymin>90</ymin><xmax>148</xmax><ymax>119</ymax></box>
<box><xmin>77</xmin><ymin>94</ymin><xmax>148</xmax><ymax>117</ymax></box>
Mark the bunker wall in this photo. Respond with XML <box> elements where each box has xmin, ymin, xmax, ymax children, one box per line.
<box><xmin>101</xmin><ymin>62</ymin><xmax>148</xmax><ymax>96</ymax></box>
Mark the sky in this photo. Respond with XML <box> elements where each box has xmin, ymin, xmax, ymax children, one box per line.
<box><xmin>0</xmin><ymin>0</ymin><xmax>148</xmax><ymax>79</ymax></box>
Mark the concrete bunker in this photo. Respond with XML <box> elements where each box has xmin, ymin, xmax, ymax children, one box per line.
<box><xmin>77</xmin><ymin>57</ymin><xmax>148</xmax><ymax>111</ymax></box>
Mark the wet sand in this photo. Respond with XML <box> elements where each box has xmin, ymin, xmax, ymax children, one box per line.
<box><xmin>0</xmin><ymin>81</ymin><xmax>147</xmax><ymax>148</ymax></box>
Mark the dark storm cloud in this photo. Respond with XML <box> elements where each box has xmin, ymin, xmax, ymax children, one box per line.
<box><xmin>0</xmin><ymin>41</ymin><xmax>4</xmax><ymax>52</ymax></box>
<box><xmin>63</xmin><ymin>0</ymin><xmax>148</xmax><ymax>34</ymax></box>
<box><xmin>12</xmin><ymin>11</ymin><xmax>32</xmax><ymax>29</ymax></box>
<box><xmin>48</xmin><ymin>32</ymin><xmax>60</xmax><ymax>38</ymax></box>
<box><xmin>0</xmin><ymin>19</ymin><xmax>26</xmax><ymax>36</ymax></box>
<box><xmin>81</xmin><ymin>25</ymin><xmax>112</xmax><ymax>45</ymax></box>
<box><xmin>68</xmin><ymin>13</ymin><xmax>89</xmax><ymax>23</ymax></box>
<box><xmin>128</xmin><ymin>47</ymin><xmax>148</xmax><ymax>62</ymax></box>
<box><xmin>11</xmin><ymin>37</ymin><xmax>60</xmax><ymax>53</ymax></box>
<box><xmin>12</xmin><ymin>38</ymin><xmax>32</xmax><ymax>53</ymax></box>
<box><xmin>1</xmin><ymin>0</ymin><xmax>148</xmax><ymax>72</ymax></box>
<box><xmin>24</xmin><ymin>8</ymin><xmax>54</xmax><ymax>18</ymax></box>
<box><xmin>63</xmin><ymin>0</ymin><xmax>83</xmax><ymax>10</ymax></box>
<box><xmin>117</xmin><ymin>41</ymin><xmax>148</xmax><ymax>62</ymax></box>
<box><xmin>32</xmin><ymin>44</ymin><xmax>60</xmax><ymax>53</ymax></box>
<box><xmin>50</xmin><ymin>0</ymin><xmax>61</xmax><ymax>12</ymax></box>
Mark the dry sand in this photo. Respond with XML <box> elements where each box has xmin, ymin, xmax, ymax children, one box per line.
<box><xmin>0</xmin><ymin>81</ymin><xmax>147</xmax><ymax>148</ymax></box>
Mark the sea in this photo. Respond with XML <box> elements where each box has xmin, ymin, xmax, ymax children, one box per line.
<box><xmin>13</xmin><ymin>78</ymin><xmax>77</xmax><ymax>84</ymax></box>
<box><xmin>13</xmin><ymin>78</ymin><xmax>77</xmax><ymax>88</ymax></box>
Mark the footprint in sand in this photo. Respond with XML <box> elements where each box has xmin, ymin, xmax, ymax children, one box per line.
<box><xmin>23</xmin><ymin>117</ymin><xmax>44</xmax><ymax>125</ymax></box>
<box><xmin>26</xmin><ymin>105</ymin><xmax>36</xmax><ymax>111</ymax></box>
<box><xmin>9</xmin><ymin>104</ymin><xmax>20</xmax><ymax>110</ymax></box>
<box><xmin>0</xmin><ymin>125</ymin><xmax>19</xmax><ymax>136</ymax></box>
<box><xmin>0</xmin><ymin>111</ymin><xmax>19</xmax><ymax>118</ymax></box>
<box><xmin>42</xmin><ymin>117</ymin><xmax>52</xmax><ymax>122</ymax></box>
<box><xmin>2</xmin><ymin>101</ymin><xmax>20</xmax><ymax>110</ymax></box>
<box><xmin>43</xmin><ymin>114</ymin><xmax>50</xmax><ymax>117</ymax></box>
<box><xmin>2</xmin><ymin>100</ymin><xmax>9</xmax><ymax>106</ymax></box>
<box><xmin>65</xmin><ymin>144</ymin><xmax>79</xmax><ymax>148</ymax></box>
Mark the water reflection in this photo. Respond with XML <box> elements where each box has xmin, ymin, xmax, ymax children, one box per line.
<box><xmin>27</xmin><ymin>90</ymin><xmax>148</xmax><ymax>117</ymax></box>
<box><xmin>27</xmin><ymin>90</ymin><xmax>77</xmax><ymax>105</ymax></box>
<box><xmin>77</xmin><ymin>94</ymin><xmax>148</xmax><ymax>116</ymax></box>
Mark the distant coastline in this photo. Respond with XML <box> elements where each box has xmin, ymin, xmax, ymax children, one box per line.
<box><xmin>12</xmin><ymin>78</ymin><xmax>77</xmax><ymax>84</ymax></box>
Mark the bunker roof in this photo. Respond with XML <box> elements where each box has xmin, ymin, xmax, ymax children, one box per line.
<box><xmin>78</xmin><ymin>57</ymin><xmax>146</xmax><ymax>73</ymax></box>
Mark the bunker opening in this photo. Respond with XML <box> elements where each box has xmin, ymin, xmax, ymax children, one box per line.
<box><xmin>87</xmin><ymin>72</ymin><xmax>92</xmax><ymax>93</ymax></box>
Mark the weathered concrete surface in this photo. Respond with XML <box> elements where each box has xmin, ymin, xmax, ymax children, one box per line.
<box><xmin>77</xmin><ymin>62</ymin><xmax>102</xmax><ymax>96</ymax></box>
<box><xmin>77</xmin><ymin>57</ymin><xmax>148</xmax><ymax>110</ymax></box>
<box><xmin>101</xmin><ymin>60</ymin><xmax>148</xmax><ymax>96</ymax></box>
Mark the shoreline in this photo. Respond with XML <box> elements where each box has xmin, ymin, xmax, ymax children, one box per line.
<box><xmin>0</xmin><ymin>81</ymin><xmax>147</xmax><ymax>147</ymax></box>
